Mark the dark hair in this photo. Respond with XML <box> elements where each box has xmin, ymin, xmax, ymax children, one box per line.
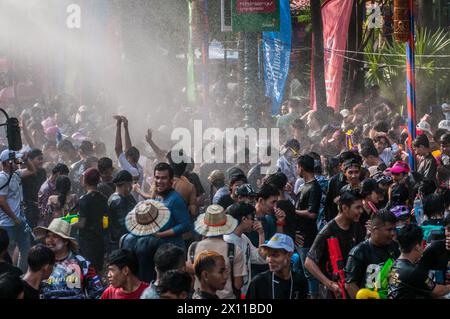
<box><xmin>154</xmin><ymin>162</ymin><xmax>174</xmax><ymax>179</ymax></box>
<box><xmin>27</xmin><ymin>244</ymin><xmax>55</xmax><ymax>272</ymax></box>
<box><xmin>125</xmin><ymin>146</ymin><xmax>140</xmax><ymax>163</ymax></box>
<box><xmin>360</xmin><ymin>142</ymin><xmax>379</xmax><ymax>158</ymax></box>
<box><xmin>396</xmin><ymin>224</ymin><xmax>424</xmax><ymax>254</ymax></box>
<box><xmin>83</xmin><ymin>167</ymin><xmax>100</xmax><ymax>186</ymax></box>
<box><xmin>57</xmin><ymin>139</ymin><xmax>75</xmax><ymax>152</ymax></box>
<box><xmin>338</xmin><ymin>150</ymin><xmax>359</xmax><ymax>164</ymax></box>
<box><xmin>156</xmin><ymin>270</ymin><xmax>192</xmax><ymax>296</ymax></box>
<box><xmin>339</xmin><ymin>190</ymin><xmax>363</xmax><ymax>210</ymax></box>
<box><xmin>0</xmin><ymin>228</ymin><xmax>9</xmax><ymax>253</ymax></box>
<box><xmin>326</xmin><ymin>157</ymin><xmax>340</xmax><ymax>175</ymax></box>
<box><xmin>285</xmin><ymin>138</ymin><xmax>300</xmax><ymax>151</ymax></box>
<box><xmin>422</xmin><ymin>193</ymin><xmax>445</xmax><ymax>219</ymax></box>
<box><xmin>291</xmin><ymin>118</ymin><xmax>305</xmax><ymax>130</ymax></box>
<box><xmin>297</xmin><ymin>154</ymin><xmax>315</xmax><ymax>173</ymax></box>
<box><xmin>412</xmin><ymin>134</ymin><xmax>430</xmax><ymax>148</ymax></box>
<box><xmin>371</xmin><ymin>209</ymin><xmax>397</xmax><ymax>227</ymax></box>
<box><xmin>434</xmin><ymin>129</ymin><xmax>447</xmax><ymax>144</ymax></box>
<box><xmin>52</xmin><ymin>163</ymin><xmax>69</xmax><ymax>176</ymax></box>
<box><xmin>79</xmin><ymin>140</ymin><xmax>94</xmax><ymax>155</ymax></box>
<box><xmin>227</xmin><ymin>202</ymin><xmax>256</xmax><ymax>225</ymax></box>
<box><xmin>97</xmin><ymin>157</ymin><xmax>113</xmax><ymax>175</ymax></box>
<box><xmin>440</xmin><ymin>132</ymin><xmax>450</xmax><ymax>145</ymax></box>
<box><xmin>28</xmin><ymin>148</ymin><xmax>43</xmax><ymax>160</ymax></box>
<box><xmin>390</xmin><ymin>183</ymin><xmax>409</xmax><ymax>206</ymax></box>
<box><xmin>264</xmin><ymin>172</ymin><xmax>288</xmax><ymax>191</ymax></box>
<box><xmin>0</xmin><ymin>273</ymin><xmax>24</xmax><ymax>299</ymax></box>
<box><xmin>154</xmin><ymin>244</ymin><xmax>185</xmax><ymax>273</ymax></box>
<box><xmin>417</xmin><ymin>179</ymin><xmax>436</xmax><ymax>198</ymax></box>
<box><xmin>167</xmin><ymin>150</ymin><xmax>188</xmax><ymax>177</ymax></box>
<box><xmin>256</xmin><ymin>183</ymin><xmax>279</xmax><ymax>200</ymax></box>
<box><xmin>194</xmin><ymin>251</ymin><xmax>224</xmax><ymax>281</ymax></box>
<box><xmin>373</xmin><ymin>120</ymin><xmax>389</xmax><ymax>133</ymax></box>
<box><xmin>107</xmin><ymin>249</ymin><xmax>139</xmax><ymax>276</ymax></box>
<box><xmin>55</xmin><ymin>176</ymin><xmax>71</xmax><ymax>210</ymax></box>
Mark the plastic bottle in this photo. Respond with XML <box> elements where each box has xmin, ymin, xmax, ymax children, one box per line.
<box><xmin>414</xmin><ymin>198</ymin><xmax>423</xmax><ymax>226</ymax></box>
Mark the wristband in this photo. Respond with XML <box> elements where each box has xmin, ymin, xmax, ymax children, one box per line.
<box><xmin>276</xmin><ymin>220</ymin><xmax>285</xmax><ymax>227</ymax></box>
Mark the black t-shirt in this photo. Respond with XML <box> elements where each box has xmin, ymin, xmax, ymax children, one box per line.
<box><xmin>78</xmin><ymin>191</ymin><xmax>108</xmax><ymax>240</ymax></box>
<box><xmin>325</xmin><ymin>173</ymin><xmax>347</xmax><ymax>222</ymax></box>
<box><xmin>307</xmin><ymin>219</ymin><xmax>365</xmax><ymax>279</ymax></box>
<box><xmin>344</xmin><ymin>240</ymin><xmax>400</xmax><ymax>289</ymax></box>
<box><xmin>108</xmin><ymin>193</ymin><xmax>137</xmax><ymax>242</ymax></box>
<box><xmin>388</xmin><ymin>258</ymin><xmax>436</xmax><ymax>299</ymax></box>
<box><xmin>0</xmin><ymin>261</ymin><xmax>23</xmax><ymax>277</ymax></box>
<box><xmin>246</xmin><ymin>270</ymin><xmax>307</xmax><ymax>299</ymax></box>
<box><xmin>417</xmin><ymin>240</ymin><xmax>449</xmax><ymax>285</ymax></box>
<box><xmin>97</xmin><ymin>181</ymin><xmax>115</xmax><ymax>200</ymax></box>
<box><xmin>295</xmin><ymin>179</ymin><xmax>322</xmax><ymax>247</ymax></box>
<box><xmin>275</xmin><ymin>199</ymin><xmax>296</xmax><ymax>242</ymax></box>
<box><xmin>22</xmin><ymin>280</ymin><xmax>40</xmax><ymax>299</ymax></box>
<box><xmin>22</xmin><ymin>168</ymin><xmax>47</xmax><ymax>205</ymax></box>
<box><xmin>217</xmin><ymin>194</ymin><xmax>235</xmax><ymax>210</ymax></box>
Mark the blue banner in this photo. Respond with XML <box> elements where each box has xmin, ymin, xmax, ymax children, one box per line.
<box><xmin>262</xmin><ymin>0</ymin><xmax>291</xmax><ymax>115</ymax></box>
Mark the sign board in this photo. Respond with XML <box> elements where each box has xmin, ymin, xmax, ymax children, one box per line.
<box><xmin>231</xmin><ymin>0</ymin><xmax>280</xmax><ymax>32</ymax></box>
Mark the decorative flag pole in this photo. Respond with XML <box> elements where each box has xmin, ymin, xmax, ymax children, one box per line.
<box><xmin>405</xmin><ymin>0</ymin><xmax>416</xmax><ymax>170</ymax></box>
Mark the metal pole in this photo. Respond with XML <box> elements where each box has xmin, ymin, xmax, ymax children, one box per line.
<box><xmin>406</xmin><ymin>0</ymin><xmax>417</xmax><ymax>170</ymax></box>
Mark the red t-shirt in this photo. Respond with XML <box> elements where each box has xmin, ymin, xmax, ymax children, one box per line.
<box><xmin>100</xmin><ymin>282</ymin><xmax>149</xmax><ymax>299</ymax></box>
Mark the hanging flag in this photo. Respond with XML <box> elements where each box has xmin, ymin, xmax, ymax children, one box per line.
<box><xmin>262</xmin><ymin>0</ymin><xmax>291</xmax><ymax>115</ymax></box>
<box><xmin>187</xmin><ymin>0</ymin><xmax>196</xmax><ymax>106</ymax></box>
<box><xmin>311</xmin><ymin>0</ymin><xmax>354</xmax><ymax>111</ymax></box>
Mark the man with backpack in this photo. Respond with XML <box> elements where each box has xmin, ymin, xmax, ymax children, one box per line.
<box><xmin>186</xmin><ymin>204</ymin><xmax>246</xmax><ymax>299</ymax></box>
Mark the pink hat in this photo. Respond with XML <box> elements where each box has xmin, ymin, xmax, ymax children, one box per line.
<box><xmin>387</xmin><ymin>161</ymin><xmax>410</xmax><ymax>174</ymax></box>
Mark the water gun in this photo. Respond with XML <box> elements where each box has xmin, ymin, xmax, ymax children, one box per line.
<box><xmin>327</xmin><ymin>237</ymin><xmax>346</xmax><ymax>299</ymax></box>
<box><xmin>421</xmin><ymin>225</ymin><xmax>445</xmax><ymax>245</ymax></box>
<box><xmin>61</xmin><ymin>213</ymin><xmax>79</xmax><ymax>225</ymax></box>
<box><xmin>356</xmin><ymin>258</ymin><xmax>394</xmax><ymax>299</ymax></box>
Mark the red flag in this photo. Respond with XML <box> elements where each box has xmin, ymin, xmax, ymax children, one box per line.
<box><xmin>311</xmin><ymin>0</ymin><xmax>354</xmax><ymax>111</ymax></box>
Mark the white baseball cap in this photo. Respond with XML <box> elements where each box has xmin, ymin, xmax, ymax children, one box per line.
<box><xmin>416</xmin><ymin>121</ymin><xmax>432</xmax><ymax>135</ymax></box>
<box><xmin>441</xmin><ymin>103</ymin><xmax>450</xmax><ymax>112</ymax></box>
<box><xmin>438</xmin><ymin>119</ymin><xmax>450</xmax><ymax>131</ymax></box>
<box><xmin>0</xmin><ymin>149</ymin><xmax>22</xmax><ymax>162</ymax></box>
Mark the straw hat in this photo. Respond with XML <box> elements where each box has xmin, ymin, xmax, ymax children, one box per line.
<box><xmin>194</xmin><ymin>205</ymin><xmax>237</xmax><ymax>237</ymax></box>
<box><xmin>125</xmin><ymin>200</ymin><xmax>171</xmax><ymax>236</ymax></box>
<box><xmin>33</xmin><ymin>219</ymin><xmax>79</xmax><ymax>252</ymax></box>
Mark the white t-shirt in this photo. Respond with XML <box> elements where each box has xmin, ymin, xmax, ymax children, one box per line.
<box><xmin>223</xmin><ymin>233</ymin><xmax>266</xmax><ymax>295</ymax></box>
<box><xmin>0</xmin><ymin>171</ymin><xmax>23</xmax><ymax>226</ymax></box>
<box><xmin>118</xmin><ymin>153</ymin><xmax>144</xmax><ymax>201</ymax></box>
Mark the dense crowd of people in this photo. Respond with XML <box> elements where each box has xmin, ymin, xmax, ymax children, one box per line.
<box><xmin>0</xmin><ymin>81</ymin><xmax>449</xmax><ymax>300</ymax></box>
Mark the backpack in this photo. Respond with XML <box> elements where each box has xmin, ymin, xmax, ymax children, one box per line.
<box><xmin>189</xmin><ymin>241</ymin><xmax>240</xmax><ymax>299</ymax></box>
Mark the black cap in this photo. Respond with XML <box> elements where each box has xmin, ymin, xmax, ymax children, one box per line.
<box><xmin>390</xmin><ymin>183</ymin><xmax>409</xmax><ymax>205</ymax></box>
<box><xmin>112</xmin><ymin>170</ymin><xmax>133</xmax><ymax>184</ymax></box>
<box><xmin>343</xmin><ymin>158</ymin><xmax>362</xmax><ymax>171</ymax></box>
<box><xmin>236</xmin><ymin>184</ymin><xmax>256</xmax><ymax>197</ymax></box>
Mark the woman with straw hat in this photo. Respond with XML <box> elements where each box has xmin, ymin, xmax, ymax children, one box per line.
<box><xmin>33</xmin><ymin>218</ymin><xmax>104</xmax><ymax>299</ymax></box>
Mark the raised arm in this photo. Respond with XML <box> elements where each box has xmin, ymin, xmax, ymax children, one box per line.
<box><xmin>114</xmin><ymin>116</ymin><xmax>123</xmax><ymax>158</ymax></box>
<box><xmin>20</xmin><ymin>116</ymin><xmax>35</xmax><ymax>148</ymax></box>
<box><xmin>122</xmin><ymin>116</ymin><xmax>132</xmax><ymax>152</ymax></box>
<box><xmin>145</xmin><ymin>129</ymin><xmax>166</xmax><ymax>161</ymax></box>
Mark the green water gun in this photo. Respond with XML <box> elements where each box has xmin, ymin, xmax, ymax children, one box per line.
<box><xmin>376</xmin><ymin>258</ymin><xmax>394</xmax><ymax>299</ymax></box>
<box><xmin>61</xmin><ymin>213</ymin><xmax>79</xmax><ymax>225</ymax></box>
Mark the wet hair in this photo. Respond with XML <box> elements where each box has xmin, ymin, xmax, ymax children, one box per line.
<box><xmin>52</xmin><ymin>163</ymin><xmax>69</xmax><ymax>176</ymax></box>
<box><xmin>417</xmin><ymin>179</ymin><xmax>436</xmax><ymax>198</ymax></box>
<box><xmin>194</xmin><ymin>251</ymin><xmax>224</xmax><ymax>281</ymax></box>
<box><xmin>27</xmin><ymin>244</ymin><xmax>55</xmax><ymax>272</ymax></box>
<box><xmin>156</xmin><ymin>270</ymin><xmax>192</xmax><ymax>297</ymax></box>
<box><xmin>422</xmin><ymin>193</ymin><xmax>445</xmax><ymax>219</ymax></box>
<box><xmin>55</xmin><ymin>176</ymin><xmax>71</xmax><ymax>210</ymax></box>
<box><xmin>79</xmin><ymin>140</ymin><xmax>94</xmax><ymax>156</ymax></box>
<box><xmin>154</xmin><ymin>244</ymin><xmax>185</xmax><ymax>273</ymax></box>
<box><xmin>227</xmin><ymin>202</ymin><xmax>255</xmax><ymax>225</ymax></box>
<box><xmin>264</xmin><ymin>172</ymin><xmax>288</xmax><ymax>191</ymax></box>
<box><xmin>256</xmin><ymin>183</ymin><xmax>280</xmax><ymax>200</ymax></box>
<box><xmin>285</xmin><ymin>138</ymin><xmax>300</xmax><ymax>151</ymax></box>
<box><xmin>338</xmin><ymin>150</ymin><xmax>359</xmax><ymax>164</ymax></box>
<box><xmin>57</xmin><ymin>139</ymin><xmax>76</xmax><ymax>153</ymax></box>
<box><xmin>412</xmin><ymin>134</ymin><xmax>430</xmax><ymax>148</ymax></box>
<box><xmin>154</xmin><ymin>162</ymin><xmax>174</xmax><ymax>179</ymax></box>
<box><xmin>125</xmin><ymin>146</ymin><xmax>140</xmax><ymax>163</ymax></box>
<box><xmin>360</xmin><ymin>142</ymin><xmax>379</xmax><ymax>158</ymax></box>
<box><xmin>371</xmin><ymin>209</ymin><xmax>397</xmax><ymax>227</ymax></box>
<box><xmin>297</xmin><ymin>154</ymin><xmax>315</xmax><ymax>173</ymax></box>
<box><xmin>373</xmin><ymin>120</ymin><xmax>389</xmax><ymax>133</ymax></box>
<box><xmin>396</xmin><ymin>224</ymin><xmax>424</xmax><ymax>254</ymax></box>
<box><xmin>339</xmin><ymin>190</ymin><xmax>363</xmax><ymax>210</ymax></box>
<box><xmin>107</xmin><ymin>249</ymin><xmax>139</xmax><ymax>276</ymax></box>
<box><xmin>167</xmin><ymin>150</ymin><xmax>188</xmax><ymax>177</ymax></box>
<box><xmin>28</xmin><ymin>148</ymin><xmax>43</xmax><ymax>160</ymax></box>
<box><xmin>97</xmin><ymin>157</ymin><xmax>113</xmax><ymax>175</ymax></box>
<box><xmin>0</xmin><ymin>273</ymin><xmax>24</xmax><ymax>299</ymax></box>
<box><xmin>229</xmin><ymin>174</ymin><xmax>247</xmax><ymax>186</ymax></box>
<box><xmin>0</xmin><ymin>228</ymin><xmax>9</xmax><ymax>253</ymax></box>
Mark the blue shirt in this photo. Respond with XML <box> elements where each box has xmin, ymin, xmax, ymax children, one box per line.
<box><xmin>213</xmin><ymin>186</ymin><xmax>230</xmax><ymax>204</ymax></box>
<box><xmin>156</xmin><ymin>190</ymin><xmax>192</xmax><ymax>248</ymax></box>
